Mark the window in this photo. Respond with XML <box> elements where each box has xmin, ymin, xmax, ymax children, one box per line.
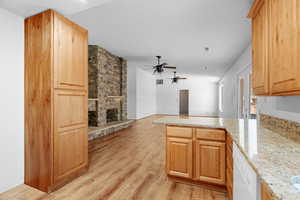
<box><xmin>219</xmin><ymin>84</ymin><xmax>224</xmax><ymax>112</ymax></box>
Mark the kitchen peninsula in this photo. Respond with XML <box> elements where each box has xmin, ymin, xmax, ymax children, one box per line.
<box><xmin>154</xmin><ymin>116</ymin><xmax>300</xmax><ymax>200</ymax></box>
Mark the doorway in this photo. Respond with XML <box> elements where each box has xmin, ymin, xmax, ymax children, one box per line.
<box><xmin>179</xmin><ymin>90</ymin><xmax>189</xmax><ymax>115</ymax></box>
<box><xmin>237</xmin><ymin>66</ymin><xmax>257</xmax><ymax>119</ymax></box>
<box><xmin>237</xmin><ymin>67</ymin><xmax>251</xmax><ymax>119</ymax></box>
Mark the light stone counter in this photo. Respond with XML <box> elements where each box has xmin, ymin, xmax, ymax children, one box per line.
<box><xmin>153</xmin><ymin>116</ymin><xmax>300</xmax><ymax>200</ymax></box>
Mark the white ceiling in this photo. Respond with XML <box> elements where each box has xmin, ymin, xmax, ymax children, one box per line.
<box><xmin>0</xmin><ymin>0</ymin><xmax>252</xmax><ymax>79</ymax></box>
<box><xmin>0</xmin><ymin>0</ymin><xmax>112</xmax><ymax>16</ymax></box>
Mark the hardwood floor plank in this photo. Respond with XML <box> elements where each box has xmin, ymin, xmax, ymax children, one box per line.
<box><xmin>0</xmin><ymin>115</ymin><xmax>226</xmax><ymax>200</ymax></box>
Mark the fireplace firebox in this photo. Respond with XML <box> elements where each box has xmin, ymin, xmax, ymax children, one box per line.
<box><xmin>106</xmin><ymin>108</ymin><xmax>119</xmax><ymax>123</ymax></box>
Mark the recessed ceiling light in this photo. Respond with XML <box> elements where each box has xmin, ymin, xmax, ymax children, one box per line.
<box><xmin>79</xmin><ymin>0</ymin><xmax>87</xmax><ymax>3</ymax></box>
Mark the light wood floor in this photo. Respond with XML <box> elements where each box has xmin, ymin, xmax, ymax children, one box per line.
<box><xmin>0</xmin><ymin>115</ymin><xmax>227</xmax><ymax>200</ymax></box>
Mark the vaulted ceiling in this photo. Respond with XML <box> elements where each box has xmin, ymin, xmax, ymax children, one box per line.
<box><xmin>0</xmin><ymin>0</ymin><xmax>252</xmax><ymax>79</ymax></box>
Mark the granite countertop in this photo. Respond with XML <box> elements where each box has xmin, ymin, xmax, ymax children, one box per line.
<box><xmin>153</xmin><ymin>116</ymin><xmax>300</xmax><ymax>200</ymax></box>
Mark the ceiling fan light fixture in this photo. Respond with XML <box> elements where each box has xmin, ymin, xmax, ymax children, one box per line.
<box><xmin>148</xmin><ymin>56</ymin><xmax>176</xmax><ymax>74</ymax></box>
<box><xmin>170</xmin><ymin>71</ymin><xmax>187</xmax><ymax>83</ymax></box>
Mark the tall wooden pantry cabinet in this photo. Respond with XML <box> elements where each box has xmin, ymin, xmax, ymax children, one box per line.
<box><xmin>25</xmin><ymin>9</ymin><xmax>88</xmax><ymax>192</ymax></box>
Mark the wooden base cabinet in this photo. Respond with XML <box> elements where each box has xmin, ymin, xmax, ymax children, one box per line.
<box><xmin>25</xmin><ymin>9</ymin><xmax>88</xmax><ymax>192</ymax></box>
<box><xmin>194</xmin><ymin>140</ymin><xmax>225</xmax><ymax>185</ymax></box>
<box><xmin>166</xmin><ymin>137</ymin><xmax>193</xmax><ymax>179</ymax></box>
<box><xmin>166</xmin><ymin>126</ymin><xmax>226</xmax><ymax>186</ymax></box>
<box><xmin>226</xmin><ymin>135</ymin><xmax>233</xmax><ymax>200</ymax></box>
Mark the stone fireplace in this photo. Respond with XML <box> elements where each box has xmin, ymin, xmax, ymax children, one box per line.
<box><xmin>88</xmin><ymin>45</ymin><xmax>129</xmax><ymax>129</ymax></box>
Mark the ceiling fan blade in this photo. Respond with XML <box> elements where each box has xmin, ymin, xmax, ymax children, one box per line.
<box><xmin>178</xmin><ymin>77</ymin><xmax>187</xmax><ymax>79</ymax></box>
<box><xmin>164</xmin><ymin>66</ymin><xmax>176</xmax><ymax>69</ymax></box>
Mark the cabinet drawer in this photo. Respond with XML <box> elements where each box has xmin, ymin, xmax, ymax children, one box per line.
<box><xmin>167</xmin><ymin>126</ymin><xmax>193</xmax><ymax>138</ymax></box>
<box><xmin>196</xmin><ymin>128</ymin><xmax>225</xmax><ymax>141</ymax></box>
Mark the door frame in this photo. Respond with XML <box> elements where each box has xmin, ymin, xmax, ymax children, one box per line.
<box><xmin>179</xmin><ymin>89</ymin><xmax>189</xmax><ymax>115</ymax></box>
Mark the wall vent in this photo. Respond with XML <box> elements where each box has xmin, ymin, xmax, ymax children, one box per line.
<box><xmin>156</xmin><ymin>79</ymin><xmax>163</xmax><ymax>85</ymax></box>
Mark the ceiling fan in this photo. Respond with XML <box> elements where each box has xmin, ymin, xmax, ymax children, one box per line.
<box><xmin>150</xmin><ymin>56</ymin><xmax>176</xmax><ymax>74</ymax></box>
<box><xmin>170</xmin><ymin>71</ymin><xmax>187</xmax><ymax>83</ymax></box>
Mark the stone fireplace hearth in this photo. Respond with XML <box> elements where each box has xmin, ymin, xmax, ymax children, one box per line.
<box><xmin>88</xmin><ymin>45</ymin><xmax>133</xmax><ymax>140</ymax></box>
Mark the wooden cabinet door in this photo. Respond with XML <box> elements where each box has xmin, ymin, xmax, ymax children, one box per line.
<box><xmin>269</xmin><ymin>0</ymin><xmax>300</xmax><ymax>95</ymax></box>
<box><xmin>195</xmin><ymin>140</ymin><xmax>225</xmax><ymax>185</ymax></box>
<box><xmin>71</xmin><ymin>25</ymin><xmax>88</xmax><ymax>90</ymax></box>
<box><xmin>252</xmin><ymin>0</ymin><xmax>269</xmax><ymax>95</ymax></box>
<box><xmin>166</xmin><ymin>137</ymin><xmax>193</xmax><ymax>179</ymax></box>
<box><xmin>53</xmin><ymin>90</ymin><xmax>88</xmax><ymax>183</ymax></box>
<box><xmin>54</xmin><ymin>12</ymin><xmax>88</xmax><ymax>91</ymax></box>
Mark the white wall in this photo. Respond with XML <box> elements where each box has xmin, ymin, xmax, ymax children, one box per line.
<box><xmin>127</xmin><ymin>63</ymin><xmax>157</xmax><ymax>119</ymax></box>
<box><xmin>156</xmin><ymin>74</ymin><xmax>219</xmax><ymax>116</ymax></box>
<box><xmin>0</xmin><ymin>8</ymin><xmax>24</xmax><ymax>192</ymax></box>
<box><xmin>127</xmin><ymin>64</ymin><xmax>137</xmax><ymax>119</ymax></box>
<box><xmin>219</xmin><ymin>44</ymin><xmax>300</xmax><ymax>123</ymax></box>
<box><xmin>219</xmin><ymin>45</ymin><xmax>252</xmax><ymax>118</ymax></box>
<box><xmin>258</xmin><ymin>96</ymin><xmax>300</xmax><ymax>123</ymax></box>
<box><xmin>136</xmin><ymin>68</ymin><xmax>157</xmax><ymax>119</ymax></box>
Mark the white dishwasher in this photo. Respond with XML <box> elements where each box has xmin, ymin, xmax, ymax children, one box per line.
<box><xmin>233</xmin><ymin>144</ymin><xmax>260</xmax><ymax>200</ymax></box>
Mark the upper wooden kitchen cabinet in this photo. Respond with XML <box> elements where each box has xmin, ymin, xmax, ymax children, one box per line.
<box><xmin>268</xmin><ymin>0</ymin><xmax>300</xmax><ymax>95</ymax></box>
<box><xmin>251</xmin><ymin>0</ymin><xmax>269</xmax><ymax>95</ymax></box>
<box><xmin>249</xmin><ymin>0</ymin><xmax>300</xmax><ymax>96</ymax></box>
<box><xmin>25</xmin><ymin>10</ymin><xmax>88</xmax><ymax>192</ymax></box>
